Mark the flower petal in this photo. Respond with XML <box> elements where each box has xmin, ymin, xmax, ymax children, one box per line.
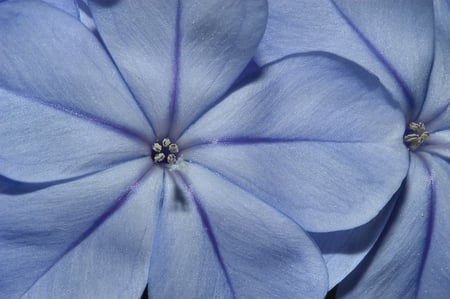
<box><xmin>0</xmin><ymin>160</ymin><xmax>163</xmax><ymax>298</ymax></box>
<box><xmin>41</xmin><ymin>0</ymin><xmax>80</xmax><ymax>17</ymax></box>
<box><xmin>414</xmin><ymin>154</ymin><xmax>450</xmax><ymax>298</ymax></box>
<box><xmin>257</xmin><ymin>0</ymin><xmax>434</xmax><ymax>115</ymax></box>
<box><xmin>179</xmin><ymin>53</ymin><xmax>408</xmax><ymax>232</ymax></box>
<box><xmin>421</xmin><ymin>129</ymin><xmax>450</xmax><ymax>160</ymax></box>
<box><xmin>89</xmin><ymin>0</ymin><xmax>267</xmax><ymax>138</ymax></box>
<box><xmin>0</xmin><ymin>0</ymin><xmax>153</xmax><ymax>140</ymax></box>
<box><xmin>311</xmin><ymin>194</ymin><xmax>396</xmax><ymax>289</ymax></box>
<box><xmin>336</xmin><ymin>154</ymin><xmax>439</xmax><ymax>298</ymax></box>
<box><xmin>0</xmin><ymin>87</ymin><xmax>149</xmax><ymax>183</ymax></box>
<box><xmin>417</xmin><ymin>0</ymin><xmax>450</xmax><ymax>128</ymax></box>
<box><xmin>147</xmin><ymin>166</ymin><xmax>328</xmax><ymax>298</ymax></box>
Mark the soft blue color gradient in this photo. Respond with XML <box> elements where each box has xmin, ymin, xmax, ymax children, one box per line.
<box><xmin>0</xmin><ymin>0</ymin><xmax>412</xmax><ymax>297</ymax></box>
<box><xmin>338</xmin><ymin>1</ymin><xmax>450</xmax><ymax>297</ymax></box>
<box><xmin>258</xmin><ymin>0</ymin><xmax>450</xmax><ymax>296</ymax></box>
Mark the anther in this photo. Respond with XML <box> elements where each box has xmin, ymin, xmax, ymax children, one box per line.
<box><xmin>404</xmin><ymin>122</ymin><xmax>429</xmax><ymax>150</ymax></box>
<box><xmin>162</xmin><ymin>138</ymin><xmax>171</xmax><ymax>147</ymax></box>
<box><xmin>151</xmin><ymin>138</ymin><xmax>180</xmax><ymax>164</ymax></box>
<box><xmin>154</xmin><ymin>152</ymin><xmax>165</xmax><ymax>163</ymax></box>
<box><xmin>169</xmin><ymin>143</ymin><xmax>179</xmax><ymax>154</ymax></box>
<box><xmin>167</xmin><ymin>154</ymin><xmax>177</xmax><ymax>164</ymax></box>
<box><xmin>152</xmin><ymin>143</ymin><xmax>162</xmax><ymax>153</ymax></box>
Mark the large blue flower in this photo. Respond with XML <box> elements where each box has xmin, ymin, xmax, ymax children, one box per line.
<box><xmin>0</xmin><ymin>0</ymin><xmax>408</xmax><ymax>298</ymax></box>
<box><xmin>257</xmin><ymin>0</ymin><xmax>450</xmax><ymax>297</ymax></box>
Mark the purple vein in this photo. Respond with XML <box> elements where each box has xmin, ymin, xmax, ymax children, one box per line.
<box><xmin>147</xmin><ymin>170</ymin><xmax>166</xmax><ymax>289</ymax></box>
<box><xmin>167</xmin><ymin>0</ymin><xmax>182</xmax><ymax>137</ymax></box>
<box><xmin>188</xmin><ymin>160</ymin><xmax>305</xmax><ymax>231</ymax></box>
<box><xmin>415</xmin><ymin>154</ymin><xmax>436</xmax><ymax>297</ymax></box>
<box><xmin>1</xmin><ymin>85</ymin><xmax>150</xmax><ymax>144</ymax></box>
<box><xmin>423</xmin><ymin>102</ymin><xmax>450</xmax><ymax>129</ymax></box>
<box><xmin>20</xmin><ymin>163</ymin><xmax>155</xmax><ymax>298</ymax></box>
<box><xmin>330</xmin><ymin>0</ymin><xmax>416</xmax><ymax>110</ymax></box>
<box><xmin>175</xmin><ymin>172</ymin><xmax>237</xmax><ymax>298</ymax></box>
<box><xmin>182</xmin><ymin>136</ymin><xmax>369</xmax><ymax>151</ymax></box>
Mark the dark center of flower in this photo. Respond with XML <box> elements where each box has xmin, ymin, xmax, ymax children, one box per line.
<box><xmin>151</xmin><ymin>138</ymin><xmax>179</xmax><ymax>164</ymax></box>
<box><xmin>404</xmin><ymin>121</ymin><xmax>430</xmax><ymax>150</ymax></box>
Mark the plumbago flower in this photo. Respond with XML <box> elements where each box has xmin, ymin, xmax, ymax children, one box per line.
<box><xmin>0</xmin><ymin>0</ymin><xmax>408</xmax><ymax>298</ymax></box>
<box><xmin>256</xmin><ymin>0</ymin><xmax>450</xmax><ymax>297</ymax></box>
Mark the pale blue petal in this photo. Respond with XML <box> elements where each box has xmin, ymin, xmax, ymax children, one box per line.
<box><xmin>0</xmin><ymin>87</ymin><xmax>149</xmax><ymax>183</ymax></box>
<box><xmin>76</xmin><ymin>0</ymin><xmax>97</xmax><ymax>31</ymax></box>
<box><xmin>42</xmin><ymin>0</ymin><xmax>80</xmax><ymax>17</ymax></box>
<box><xmin>89</xmin><ymin>0</ymin><xmax>267</xmax><ymax>138</ymax></box>
<box><xmin>257</xmin><ymin>0</ymin><xmax>434</xmax><ymax>115</ymax></box>
<box><xmin>421</xmin><ymin>129</ymin><xmax>450</xmax><ymax>160</ymax></box>
<box><xmin>337</xmin><ymin>154</ymin><xmax>434</xmax><ymax>298</ymax></box>
<box><xmin>147</xmin><ymin>166</ymin><xmax>328</xmax><ymax>298</ymax></box>
<box><xmin>3</xmin><ymin>0</ymin><xmax>80</xmax><ymax>18</ymax></box>
<box><xmin>417</xmin><ymin>0</ymin><xmax>450</xmax><ymax>129</ymax></box>
<box><xmin>312</xmin><ymin>194</ymin><xmax>396</xmax><ymax>289</ymax></box>
<box><xmin>0</xmin><ymin>160</ymin><xmax>162</xmax><ymax>298</ymax></box>
<box><xmin>415</xmin><ymin>154</ymin><xmax>450</xmax><ymax>298</ymax></box>
<box><xmin>178</xmin><ymin>53</ymin><xmax>408</xmax><ymax>232</ymax></box>
<box><xmin>0</xmin><ymin>1</ymin><xmax>153</xmax><ymax>140</ymax></box>
<box><xmin>147</xmin><ymin>172</ymin><xmax>234</xmax><ymax>299</ymax></box>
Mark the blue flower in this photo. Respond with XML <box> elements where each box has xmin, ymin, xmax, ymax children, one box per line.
<box><xmin>0</xmin><ymin>0</ymin><xmax>408</xmax><ymax>298</ymax></box>
<box><xmin>258</xmin><ymin>0</ymin><xmax>450</xmax><ymax>297</ymax></box>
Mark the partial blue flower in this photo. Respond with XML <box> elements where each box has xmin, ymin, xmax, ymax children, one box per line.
<box><xmin>258</xmin><ymin>0</ymin><xmax>450</xmax><ymax>296</ymax></box>
<box><xmin>0</xmin><ymin>0</ymin><xmax>408</xmax><ymax>297</ymax></box>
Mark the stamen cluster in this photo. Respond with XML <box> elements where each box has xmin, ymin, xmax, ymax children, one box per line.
<box><xmin>151</xmin><ymin>138</ymin><xmax>179</xmax><ymax>164</ymax></box>
<box><xmin>404</xmin><ymin>122</ymin><xmax>430</xmax><ymax>150</ymax></box>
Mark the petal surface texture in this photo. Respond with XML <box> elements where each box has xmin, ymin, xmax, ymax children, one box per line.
<box><xmin>0</xmin><ymin>1</ymin><xmax>154</xmax><ymax>182</ymax></box>
<box><xmin>89</xmin><ymin>0</ymin><xmax>267</xmax><ymax>138</ymax></box>
<box><xmin>179</xmin><ymin>53</ymin><xmax>408</xmax><ymax>232</ymax></box>
<box><xmin>311</xmin><ymin>195</ymin><xmax>396</xmax><ymax>289</ymax></box>
<box><xmin>419</xmin><ymin>0</ymin><xmax>450</xmax><ymax>129</ymax></box>
<box><xmin>146</xmin><ymin>166</ymin><xmax>328</xmax><ymax>298</ymax></box>
<box><xmin>0</xmin><ymin>160</ymin><xmax>163</xmax><ymax>299</ymax></box>
<box><xmin>41</xmin><ymin>0</ymin><xmax>80</xmax><ymax>17</ymax></box>
<box><xmin>418</xmin><ymin>0</ymin><xmax>450</xmax><ymax>161</ymax></box>
<box><xmin>257</xmin><ymin>0</ymin><xmax>434</xmax><ymax>115</ymax></box>
<box><xmin>337</xmin><ymin>154</ymin><xmax>450</xmax><ymax>298</ymax></box>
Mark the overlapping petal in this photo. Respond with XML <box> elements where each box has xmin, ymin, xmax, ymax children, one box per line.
<box><xmin>41</xmin><ymin>0</ymin><xmax>80</xmax><ymax>17</ymax></box>
<box><xmin>257</xmin><ymin>0</ymin><xmax>434</xmax><ymax>115</ymax></box>
<box><xmin>0</xmin><ymin>88</ymin><xmax>149</xmax><ymax>183</ymax></box>
<box><xmin>414</xmin><ymin>154</ymin><xmax>450</xmax><ymax>298</ymax></box>
<box><xmin>178</xmin><ymin>53</ymin><xmax>408</xmax><ymax>232</ymax></box>
<box><xmin>0</xmin><ymin>1</ymin><xmax>153</xmax><ymax>137</ymax></box>
<box><xmin>146</xmin><ymin>166</ymin><xmax>327</xmax><ymax>298</ymax></box>
<box><xmin>418</xmin><ymin>0</ymin><xmax>450</xmax><ymax>127</ymax></box>
<box><xmin>421</xmin><ymin>129</ymin><xmax>450</xmax><ymax>160</ymax></box>
<box><xmin>0</xmin><ymin>160</ymin><xmax>161</xmax><ymax>299</ymax></box>
<box><xmin>311</xmin><ymin>195</ymin><xmax>396</xmax><ymax>289</ymax></box>
<box><xmin>336</xmin><ymin>155</ymin><xmax>436</xmax><ymax>298</ymax></box>
<box><xmin>89</xmin><ymin>0</ymin><xmax>267</xmax><ymax>138</ymax></box>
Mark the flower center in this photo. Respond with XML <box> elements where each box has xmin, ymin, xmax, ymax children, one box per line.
<box><xmin>404</xmin><ymin>122</ymin><xmax>429</xmax><ymax>150</ymax></box>
<box><xmin>151</xmin><ymin>138</ymin><xmax>179</xmax><ymax>164</ymax></box>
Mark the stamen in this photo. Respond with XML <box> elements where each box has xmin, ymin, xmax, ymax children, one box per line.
<box><xmin>154</xmin><ymin>152</ymin><xmax>165</xmax><ymax>163</ymax></box>
<box><xmin>152</xmin><ymin>143</ymin><xmax>162</xmax><ymax>153</ymax></box>
<box><xmin>151</xmin><ymin>138</ymin><xmax>180</xmax><ymax>164</ymax></box>
<box><xmin>167</xmin><ymin>154</ymin><xmax>177</xmax><ymax>164</ymax></box>
<box><xmin>404</xmin><ymin>122</ymin><xmax>429</xmax><ymax>150</ymax></box>
<box><xmin>162</xmin><ymin>138</ymin><xmax>171</xmax><ymax>147</ymax></box>
<box><xmin>169</xmin><ymin>143</ymin><xmax>179</xmax><ymax>154</ymax></box>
